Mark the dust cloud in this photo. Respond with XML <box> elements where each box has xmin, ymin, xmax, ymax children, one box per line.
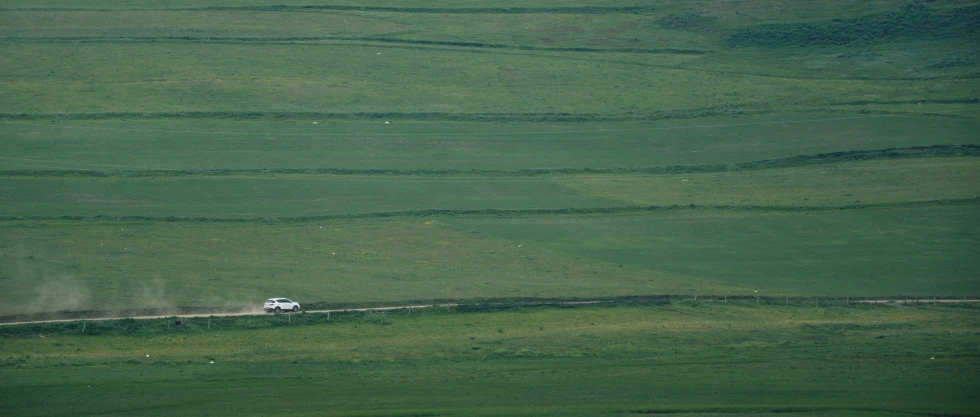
<box><xmin>137</xmin><ymin>278</ymin><xmax>177</xmax><ymax>315</ymax></box>
<box><xmin>30</xmin><ymin>278</ymin><xmax>93</xmax><ymax>314</ymax></box>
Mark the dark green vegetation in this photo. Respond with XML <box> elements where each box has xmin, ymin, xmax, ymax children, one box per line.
<box><xmin>727</xmin><ymin>4</ymin><xmax>980</xmax><ymax>48</ymax></box>
<box><xmin>2</xmin><ymin>304</ymin><xmax>979</xmax><ymax>417</ymax></box>
<box><xmin>1</xmin><ymin>1</ymin><xmax>978</xmax><ymax>415</ymax></box>
<box><xmin>0</xmin><ymin>0</ymin><xmax>977</xmax><ymax>313</ymax></box>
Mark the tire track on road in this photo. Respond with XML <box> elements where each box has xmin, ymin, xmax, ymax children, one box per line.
<box><xmin>1</xmin><ymin>298</ymin><xmax>976</xmax><ymax>327</ymax></box>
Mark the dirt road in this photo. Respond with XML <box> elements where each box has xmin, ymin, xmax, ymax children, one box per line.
<box><xmin>0</xmin><ymin>299</ymin><xmax>974</xmax><ymax>326</ymax></box>
<box><xmin>858</xmin><ymin>299</ymin><xmax>978</xmax><ymax>304</ymax></box>
<box><xmin>0</xmin><ymin>304</ymin><xmax>457</xmax><ymax>327</ymax></box>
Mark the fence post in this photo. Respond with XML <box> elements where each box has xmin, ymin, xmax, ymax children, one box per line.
<box><xmin>785</xmin><ymin>296</ymin><xmax>789</xmax><ymax>306</ymax></box>
<box><xmin>81</xmin><ymin>321</ymin><xmax>86</xmax><ymax>333</ymax></box>
<box><xmin>208</xmin><ymin>317</ymin><xmax>211</xmax><ymax>329</ymax></box>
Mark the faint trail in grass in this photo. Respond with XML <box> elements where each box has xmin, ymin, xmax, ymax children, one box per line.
<box><xmin>0</xmin><ymin>157</ymin><xmax>149</xmax><ymax>170</ymax></box>
<box><xmin>6</xmin><ymin>35</ymin><xmax>978</xmax><ymax>81</ymax></box>
<box><xmin>1</xmin><ymin>103</ymin><xmax>976</xmax><ymax>126</ymax></box>
<box><xmin>0</xmin><ymin>110</ymin><xmax>814</xmax><ymax>126</ymax></box>
<box><xmin>2</xmin><ymin>5</ymin><xmax>659</xmax><ymax>14</ymax></box>
<box><xmin>2</xmin><ymin>145</ymin><xmax>976</xmax><ymax>175</ymax></box>
<box><xmin>627</xmin><ymin>406</ymin><xmax>980</xmax><ymax>416</ymax></box>
<box><xmin>1</xmin><ymin>114</ymin><xmax>887</xmax><ymax>136</ymax></box>
<box><xmin>7</xmin><ymin>35</ymin><xmax>975</xmax><ymax>82</ymax></box>
<box><xmin>0</xmin><ymin>198</ymin><xmax>975</xmax><ymax>223</ymax></box>
<box><xmin>0</xmin><ymin>35</ymin><xmax>706</xmax><ymax>55</ymax></box>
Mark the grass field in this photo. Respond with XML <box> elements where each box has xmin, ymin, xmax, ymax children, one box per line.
<box><xmin>2</xmin><ymin>304</ymin><xmax>978</xmax><ymax>416</ymax></box>
<box><xmin>0</xmin><ymin>0</ymin><xmax>975</xmax><ymax>317</ymax></box>
<box><xmin>0</xmin><ymin>156</ymin><xmax>976</xmax><ymax>218</ymax></box>
<box><xmin>1</xmin><ymin>1</ymin><xmax>978</xmax><ymax>415</ymax></box>
<box><xmin>1</xmin><ymin>115</ymin><xmax>979</xmax><ymax>171</ymax></box>
<box><xmin>1</xmin><ymin>204</ymin><xmax>977</xmax><ymax>317</ymax></box>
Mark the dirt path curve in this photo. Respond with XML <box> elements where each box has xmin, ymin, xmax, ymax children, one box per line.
<box><xmin>0</xmin><ymin>299</ymin><xmax>973</xmax><ymax>327</ymax></box>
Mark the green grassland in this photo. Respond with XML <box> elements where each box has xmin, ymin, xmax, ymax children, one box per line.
<box><xmin>1</xmin><ymin>204</ymin><xmax>977</xmax><ymax>317</ymax></box>
<box><xmin>447</xmin><ymin>205</ymin><xmax>980</xmax><ymax>297</ymax></box>
<box><xmin>1</xmin><ymin>2</ymin><xmax>979</xmax><ymax>415</ymax></box>
<box><xmin>2</xmin><ymin>304</ymin><xmax>978</xmax><ymax>416</ymax></box>
<box><xmin>0</xmin><ymin>0</ymin><xmax>974</xmax><ymax>298</ymax></box>
<box><xmin>1</xmin><ymin>114</ymin><xmax>979</xmax><ymax>171</ymax></box>
<box><xmin>1</xmin><ymin>2</ymin><xmax>979</xmax><ymax>116</ymax></box>
<box><xmin>0</xmin><ymin>0</ymin><xmax>975</xmax><ymax>311</ymax></box>
<box><xmin>1</xmin><ymin>0</ymin><xmax>963</xmax><ymax>13</ymax></box>
<box><xmin>0</xmin><ymin>215</ymin><xmax>731</xmax><ymax>316</ymax></box>
<box><xmin>0</xmin><ymin>10</ymin><xmax>408</xmax><ymax>38</ymax></box>
<box><xmin>0</xmin><ymin>156</ymin><xmax>977</xmax><ymax>218</ymax></box>
<box><xmin>4</xmin><ymin>41</ymin><xmax>974</xmax><ymax>116</ymax></box>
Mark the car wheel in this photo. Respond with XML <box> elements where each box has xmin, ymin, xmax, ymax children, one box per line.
<box><xmin>293</xmin><ymin>306</ymin><xmax>299</xmax><ymax>312</ymax></box>
<box><xmin>274</xmin><ymin>307</ymin><xmax>281</xmax><ymax>313</ymax></box>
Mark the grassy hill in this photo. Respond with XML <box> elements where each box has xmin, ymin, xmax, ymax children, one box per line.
<box><xmin>1</xmin><ymin>0</ymin><xmax>978</xmax><ymax>315</ymax></box>
<box><xmin>1</xmin><ymin>1</ymin><xmax>978</xmax><ymax>416</ymax></box>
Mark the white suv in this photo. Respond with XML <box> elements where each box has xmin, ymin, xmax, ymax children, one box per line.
<box><xmin>264</xmin><ymin>298</ymin><xmax>300</xmax><ymax>313</ymax></box>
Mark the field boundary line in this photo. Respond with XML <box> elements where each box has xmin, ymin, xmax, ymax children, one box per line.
<box><xmin>9</xmin><ymin>35</ymin><xmax>977</xmax><ymax>82</ymax></box>
<box><xmin>0</xmin><ymin>198</ymin><xmax>975</xmax><ymax>223</ymax></box>
<box><xmin>2</xmin><ymin>103</ymin><xmax>976</xmax><ymax>134</ymax></box>
<box><xmin>1</xmin><ymin>145</ymin><xmax>976</xmax><ymax>177</ymax></box>
<box><xmin>3</xmin><ymin>296</ymin><xmax>979</xmax><ymax>326</ymax></box>
<box><xmin>7</xmin><ymin>199</ymin><xmax>980</xmax><ymax>222</ymax></box>
<box><xmin>0</xmin><ymin>5</ymin><xmax>658</xmax><ymax>14</ymax></box>
<box><xmin>0</xmin><ymin>35</ymin><xmax>707</xmax><ymax>55</ymax></box>
<box><xmin>6</xmin><ymin>110</ymin><xmax>979</xmax><ymax>138</ymax></box>
<box><xmin>7</xmin><ymin>35</ymin><xmax>977</xmax><ymax>82</ymax></box>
